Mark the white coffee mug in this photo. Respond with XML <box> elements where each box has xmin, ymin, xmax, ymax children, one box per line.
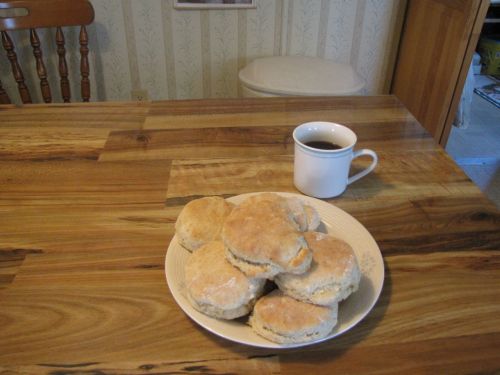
<box><xmin>293</xmin><ymin>121</ymin><xmax>378</xmax><ymax>198</ymax></box>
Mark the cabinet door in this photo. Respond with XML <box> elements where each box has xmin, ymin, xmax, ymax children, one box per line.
<box><xmin>391</xmin><ymin>0</ymin><xmax>489</xmax><ymax>145</ymax></box>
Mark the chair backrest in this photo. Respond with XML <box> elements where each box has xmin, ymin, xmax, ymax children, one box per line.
<box><xmin>0</xmin><ymin>0</ymin><xmax>94</xmax><ymax>104</ymax></box>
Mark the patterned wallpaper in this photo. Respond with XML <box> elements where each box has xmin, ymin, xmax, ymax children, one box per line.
<box><xmin>0</xmin><ymin>0</ymin><xmax>405</xmax><ymax>103</ymax></box>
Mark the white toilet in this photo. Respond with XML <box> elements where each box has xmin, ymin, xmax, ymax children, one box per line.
<box><xmin>239</xmin><ymin>56</ymin><xmax>364</xmax><ymax>97</ymax></box>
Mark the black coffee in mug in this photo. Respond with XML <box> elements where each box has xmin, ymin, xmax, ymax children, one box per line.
<box><xmin>304</xmin><ymin>140</ymin><xmax>342</xmax><ymax>150</ymax></box>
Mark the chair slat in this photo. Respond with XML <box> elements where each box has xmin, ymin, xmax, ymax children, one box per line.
<box><xmin>0</xmin><ymin>78</ymin><xmax>11</xmax><ymax>104</ymax></box>
<box><xmin>56</xmin><ymin>27</ymin><xmax>70</xmax><ymax>103</ymax></box>
<box><xmin>30</xmin><ymin>28</ymin><xmax>51</xmax><ymax>103</ymax></box>
<box><xmin>79</xmin><ymin>25</ymin><xmax>90</xmax><ymax>102</ymax></box>
<box><xmin>1</xmin><ymin>30</ymin><xmax>31</xmax><ymax>103</ymax></box>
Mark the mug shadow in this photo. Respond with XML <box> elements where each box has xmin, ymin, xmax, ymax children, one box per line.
<box><xmin>344</xmin><ymin>162</ymin><xmax>394</xmax><ymax>200</ymax></box>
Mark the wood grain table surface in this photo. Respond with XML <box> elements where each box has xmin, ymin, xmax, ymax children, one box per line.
<box><xmin>0</xmin><ymin>96</ymin><xmax>499</xmax><ymax>374</ymax></box>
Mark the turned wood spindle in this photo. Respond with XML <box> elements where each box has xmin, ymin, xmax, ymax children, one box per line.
<box><xmin>1</xmin><ymin>30</ymin><xmax>32</xmax><ymax>104</ymax></box>
<box><xmin>56</xmin><ymin>27</ymin><xmax>71</xmax><ymax>103</ymax></box>
<box><xmin>0</xmin><ymin>79</ymin><xmax>12</xmax><ymax>104</ymax></box>
<box><xmin>30</xmin><ymin>28</ymin><xmax>52</xmax><ymax>103</ymax></box>
<box><xmin>79</xmin><ymin>25</ymin><xmax>90</xmax><ymax>102</ymax></box>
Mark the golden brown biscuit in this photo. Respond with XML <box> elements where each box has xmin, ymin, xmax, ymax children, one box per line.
<box><xmin>275</xmin><ymin>232</ymin><xmax>361</xmax><ymax>306</ymax></box>
<box><xmin>175</xmin><ymin>196</ymin><xmax>234</xmax><ymax>251</ymax></box>
<box><xmin>304</xmin><ymin>204</ymin><xmax>321</xmax><ymax>231</ymax></box>
<box><xmin>222</xmin><ymin>193</ymin><xmax>312</xmax><ymax>278</ymax></box>
<box><xmin>250</xmin><ymin>289</ymin><xmax>338</xmax><ymax>344</ymax></box>
<box><xmin>285</xmin><ymin>196</ymin><xmax>321</xmax><ymax>231</ymax></box>
<box><xmin>184</xmin><ymin>241</ymin><xmax>265</xmax><ymax>319</ymax></box>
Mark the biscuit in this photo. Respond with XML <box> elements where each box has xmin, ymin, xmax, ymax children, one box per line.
<box><xmin>250</xmin><ymin>289</ymin><xmax>338</xmax><ymax>344</ymax></box>
<box><xmin>184</xmin><ymin>241</ymin><xmax>265</xmax><ymax>319</ymax></box>
<box><xmin>222</xmin><ymin>193</ymin><xmax>312</xmax><ymax>278</ymax></box>
<box><xmin>286</xmin><ymin>197</ymin><xmax>321</xmax><ymax>231</ymax></box>
<box><xmin>275</xmin><ymin>232</ymin><xmax>361</xmax><ymax>306</ymax></box>
<box><xmin>304</xmin><ymin>204</ymin><xmax>321</xmax><ymax>231</ymax></box>
<box><xmin>246</xmin><ymin>193</ymin><xmax>320</xmax><ymax>232</ymax></box>
<box><xmin>175</xmin><ymin>196</ymin><xmax>234</xmax><ymax>251</ymax></box>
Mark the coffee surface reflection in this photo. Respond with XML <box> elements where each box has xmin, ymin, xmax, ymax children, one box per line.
<box><xmin>304</xmin><ymin>141</ymin><xmax>342</xmax><ymax>150</ymax></box>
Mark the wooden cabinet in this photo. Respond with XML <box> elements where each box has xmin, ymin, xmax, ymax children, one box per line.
<box><xmin>391</xmin><ymin>0</ymin><xmax>490</xmax><ymax>146</ymax></box>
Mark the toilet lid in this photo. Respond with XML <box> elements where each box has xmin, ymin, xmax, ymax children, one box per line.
<box><xmin>239</xmin><ymin>56</ymin><xmax>365</xmax><ymax>96</ymax></box>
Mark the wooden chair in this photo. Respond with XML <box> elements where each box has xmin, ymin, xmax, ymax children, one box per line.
<box><xmin>0</xmin><ymin>0</ymin><xmax>94</xmax><ymax>104</ymax></box>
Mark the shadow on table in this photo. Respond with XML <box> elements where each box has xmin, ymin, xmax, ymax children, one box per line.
<box><xmin>345</xmin><ymin>164</ymin><xmax>395</xmax><ymax>200</ymax></box>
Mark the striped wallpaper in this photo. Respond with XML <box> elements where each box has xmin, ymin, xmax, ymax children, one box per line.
<box><xmin>0</xmin><ymin>0</ymin><xmax>405</xmax><ymax>103</ymax></box>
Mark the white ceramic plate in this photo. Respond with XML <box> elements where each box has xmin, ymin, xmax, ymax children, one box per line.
<box><xmin>165</xmin><ymin>192</ymin><xmax>384</xmax><ymax>349</ymax></box>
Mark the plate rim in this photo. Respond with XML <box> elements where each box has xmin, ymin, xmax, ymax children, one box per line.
<box><xmin>165</xmin><ymin>192</ymin><xmax>384</xmax><ymax>349</ymax></box>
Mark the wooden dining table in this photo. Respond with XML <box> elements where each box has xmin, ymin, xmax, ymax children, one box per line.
<box><xmin>0</xmin><ymin>96</ymin><xmax>499</xmax><ymax>374</ymax></box>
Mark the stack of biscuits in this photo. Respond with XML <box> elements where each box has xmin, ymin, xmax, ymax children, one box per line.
<box><xmin>175</xmin><ymin>193</ymin><xmax>361</xmax><ymax>344</ymax></box>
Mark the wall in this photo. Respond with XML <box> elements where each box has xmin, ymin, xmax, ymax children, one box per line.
<box><xmin>0</xmin><ymin>0</ymin><xmax>405</xmax><ymax>103</ymax></box>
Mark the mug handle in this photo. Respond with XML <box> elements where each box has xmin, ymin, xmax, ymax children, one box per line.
<box><xmin>347</xmin><ymin>149</ymin><xmax>378</xmax><ymax>185</ymax></box>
